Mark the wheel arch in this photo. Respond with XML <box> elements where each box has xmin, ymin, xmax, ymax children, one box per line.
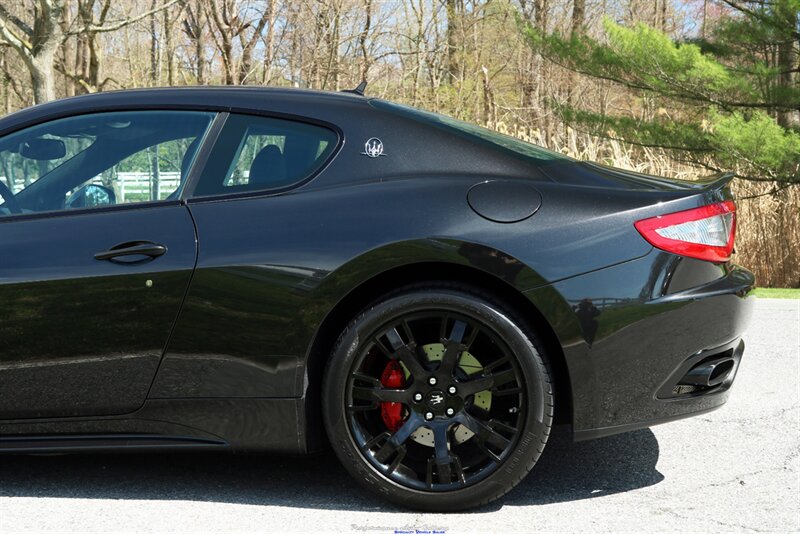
<box><xmin>301</xmin><ymin>258</ymin><xmax>574</xmax><ymax>452</ymax></box>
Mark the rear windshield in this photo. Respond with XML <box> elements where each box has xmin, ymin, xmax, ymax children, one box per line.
<box><xmin>370</xmin><ymin>100</ymin><xmax>572</xmax><ymax>163</ymax></box>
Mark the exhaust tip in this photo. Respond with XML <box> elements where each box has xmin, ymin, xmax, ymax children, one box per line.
<box><xmin>679</xmin><ymin>356</ymin><xmax>736</xmax><ymax>388</ymax></box>
<box><xmin>658</xmin><ymin>339</ymin><xmax>744</xmax><ymax>400</ymax></box>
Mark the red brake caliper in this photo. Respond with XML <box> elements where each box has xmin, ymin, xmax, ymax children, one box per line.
<box><xmin>380</xmin><ymin>360</ymin><xmax>407</xmax><ymax>432</ymax></box>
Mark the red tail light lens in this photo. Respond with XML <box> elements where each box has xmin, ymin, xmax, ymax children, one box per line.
<box><xmin>635</xmin><ymin>201</ymin><xmax>737</xmax><ymax>263</ymax></box>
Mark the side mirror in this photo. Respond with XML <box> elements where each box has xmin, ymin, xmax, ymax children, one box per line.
<box><xmin>19</xmin><ymin>138</ymin><xmax>67</xmax><ymax>161</ymax></box>
<box><xmin>66</xmin><ymin>184</ymin><xmax>116</xmax><ymax>209</ymax></box>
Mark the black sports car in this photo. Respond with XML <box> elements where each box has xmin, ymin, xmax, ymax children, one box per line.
<box><xmin>0</xmin><ymin>86</ymin><xmax>754</xmax><ymax>511</ymax></box>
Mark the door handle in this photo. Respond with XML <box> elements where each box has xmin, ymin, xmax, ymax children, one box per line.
<box><xmin>94</xmin><ymin>241</ymin><xmax>168</xmax><ymax>262</ymax></box>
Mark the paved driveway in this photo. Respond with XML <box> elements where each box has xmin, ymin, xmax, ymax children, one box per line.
<box><xmin>1</xmin><ymin>298</ymin><xmax>798</xmax><ymax>533</ymax></box>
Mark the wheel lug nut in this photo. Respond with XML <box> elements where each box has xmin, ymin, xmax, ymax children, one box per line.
<box><xmin>448</xmin><ymin>386</ymin><xmax>457</xmax><ymax>395</ymax></box>
<box><xmin>428</xmin><ymin>377</ymin><xmax>437</xmax><ymax>386</ymax></box>
<box><xmin>446</xmin><ymin>407</ymin><xmax>455</xmax><ymax>416</ymax></box>
<box><xmin>413</xmin><ymin>392</ymin><xmax>423</xmax><ymax>402</ymax></box>
<box><xmin>424</xmin><ymin>412</ymin><xmax>434</xmax><ymax>421</ymax></box>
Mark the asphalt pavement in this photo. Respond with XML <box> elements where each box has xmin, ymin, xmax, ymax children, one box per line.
<box><xmin>1</xmin><ymin>298</ymin><xmax>798</xmax><ymax>533</ymax></box>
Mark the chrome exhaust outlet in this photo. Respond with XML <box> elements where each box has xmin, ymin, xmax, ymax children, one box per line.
<box><xmin>657</xmin><ymin>340</ymin><xmax>744</xmax><ymax>399</ymax></box>
<box><xmin>679</xmin><ymin>356</ymin><xmax>736</xmax><ymax>388</ymax></box>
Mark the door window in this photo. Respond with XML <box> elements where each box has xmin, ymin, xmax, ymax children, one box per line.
<box><xmin>0</xmin><ymin>111</ymin><xmax>214</xmax><ymax>217</ymax></box>
<box><xmin>191</xmin><ymin>114</ymin><xmax>337</xmax><ymax>197</ymax></box>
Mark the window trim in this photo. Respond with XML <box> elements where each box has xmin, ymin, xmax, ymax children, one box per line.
<box><xmin>178</xmin><ymin>111</ymin><xmax>228</xmax><ymax>201</ymax></box>
<box><xmin>183</xmin><ymin>110</ymin><xmax>343</xmax><ymax>204</ymax></box>
<box><xmin>0</xmin><ymin>109</ymin><xmax>222</xmax><ymax>223</ymax></box>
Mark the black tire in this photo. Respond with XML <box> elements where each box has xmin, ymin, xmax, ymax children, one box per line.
<box><xmin>322</xmin><ymin>283</ymin><xmax>553</xmax><ymax>511</ymax></box>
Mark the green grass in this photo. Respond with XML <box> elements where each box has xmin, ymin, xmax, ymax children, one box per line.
<box><xmin>753</xmin><ymin>288</ymin><xmax>800</xmax><ymax>299</ymax></box>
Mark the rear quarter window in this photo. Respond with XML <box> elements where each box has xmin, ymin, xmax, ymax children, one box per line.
<box><xmin>192</xmin><ymin>114</ymin><xmax>338</xmax><ymax>197</ymax></box>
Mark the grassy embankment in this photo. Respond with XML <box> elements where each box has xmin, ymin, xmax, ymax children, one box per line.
<box><xmin>753</xmin><ymin>288</ymin><xmax>800</xmax><ymax>299</ymax></box>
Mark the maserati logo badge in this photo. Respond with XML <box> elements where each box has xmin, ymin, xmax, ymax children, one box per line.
<box><xmin>362</xmin><ymin>137</ymin><xmax>385</xmax><ymax>158</ymax></box>
<box><xmin>429</xmin><ymin>393</ymin><xmax>444</xmax><ymax>405</ymax></box>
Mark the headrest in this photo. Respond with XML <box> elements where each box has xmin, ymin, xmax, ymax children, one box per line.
<box><xmin>249</xmin><ymin>144</ymin><xmax>286</xmax><ymax>186</ymax></box>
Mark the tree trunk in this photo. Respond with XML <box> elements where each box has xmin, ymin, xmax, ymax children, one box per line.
<box><xmin>60</xmin><ymin>4</ymin><xmax>75</xmax><ymax>97</ymax></box>
<box><xmin>29</xmin><ymin>53</ymin><xmax>57</xmax><ymax>105</ymax></box>
<box><xmin>701</xmin><ymin>0</ymin><xmax>708</xmax><ymax>39</ymax></box>
<box><xmin>568</xmin><ymin>0</ymin><xmax>585</xmax><ymax>106</ymax></box>
<box><xmin>534</xmin><ymin>0</ymin><xmax>550</xmax><ymax>144</ymax></box>
<box><xmin>150</xmin><ymin>0</ymin><xmax>161</xmax><ymax>86</ymax></box>
<box><xmin>359</xmin><ymin>0</ymin><xmax>372</xmax><ymax>82</ymax></box>
<box><xmin>165</xmin><ymin>7</ymin><xmax>175</xmax><ymax>85</ymax></box>
<box><xmin>262</xmin><ymin>0</ymin><xmax>275</xmax><ymax>84</ymax></box>
<box><xmin>238</xmin><ymin>5</ymin><xmax>269</xmax><ymax>85</ymax></box>
<box><xmin>776</xmin><ymin>1</ymin><xmax>798</xmax><ymax>128</ymax></box>
<box><xmin>445</xmin><ymin>0</ymin><xmax>459</xmax><ymax>84</ymax></box>
<box><xmin>481</xmin><ymin>66</ymin><xmax>496</xmax><ymax>129</ymax></box>
<box><xmin>27</xmin><ymin>0</ymin><xmax>65</xmax><ymax>104</ymax></box>
<box><xmin>188</xmin><ymin>0</ymin><xmax>207</xmax><ymax>84</ymax></box>
<box><xmin>572</xmin><ymin>0</ymin><xmax>585</xmax><ymax>35</ymax></box>
<box><xmin>207</xmin><ymin>0</ymin><xmax>236</xmax><ymax>85</ymax></box>
<box><xmin>0</xmin><ymin>52</ymin><xmax>10</xmax><ymax>114</ymax></box>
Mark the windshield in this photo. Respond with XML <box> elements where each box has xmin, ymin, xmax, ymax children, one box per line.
<box><xmin>370</xmin><ymin>100</ymin><xmax>572</xmax><ymax>163</ymax></box>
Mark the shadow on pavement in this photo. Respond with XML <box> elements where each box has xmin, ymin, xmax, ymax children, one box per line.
<box><xmin>501</xmin><ymin>426</ymin><xmax>664</xmax><ymax>508</ymax></box>
<box><xmin>0</xmin><ymin>426</ymin><xmax>662</xmax><ymax>512</ymax></box>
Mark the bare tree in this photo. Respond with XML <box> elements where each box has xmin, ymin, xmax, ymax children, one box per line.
<box><xmin>0</xmin><ymin>1</ymin><xmax>64</xmax><ymax>104</ymax></box>
<box><xmin>0</xmin><ymin>0</ymin><xmax>179</xmax><ymax>103</ymax></box>
<box><xmin>182</xmin><ymin>0</ymin><xmax>208</xmax><ymax>84</ymax></box>
<box><xmin>205</xmin><ymin>0</ymin><xmax>268</xmax><ymax>85</ymax></box>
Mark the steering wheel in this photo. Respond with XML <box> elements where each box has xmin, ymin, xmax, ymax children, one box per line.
<box><xmin>0</xmin><ymin>179</ymin><xmax>22</xmax><ymax>214</ymax></box>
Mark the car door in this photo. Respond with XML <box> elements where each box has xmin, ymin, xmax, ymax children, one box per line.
<box><xmin>149</xmin><ymin>113</ymin><xmax>340</xmax><ymax>399</ymax></box>
<box><xmin>0</xmin><ymin>110</ymin><xmax>216</xmax><ymax>419</ymax></box>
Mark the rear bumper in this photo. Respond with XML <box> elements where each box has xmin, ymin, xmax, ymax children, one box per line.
<box><xmin>574</xmin><ymin>338</ymin><xmax>745</xmax><ymax>441</ymax></box>
<box><xmin>525</xmin><ymin>252</ymin><xmax>755</xmax><ymax>441</ymax></box>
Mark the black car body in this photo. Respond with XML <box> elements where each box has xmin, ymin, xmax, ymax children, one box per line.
<box><xmin>0</xmin><ymin>87</ymin><xmax>754</xmax><ymax>510</ymax></box>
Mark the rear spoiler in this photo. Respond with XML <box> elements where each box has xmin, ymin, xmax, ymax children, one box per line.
<box><xmin>691</xmin><ymin>172</ymin><xmax>736</xmax><ymax>203</ymax></box>
<box><xmin>694</xmin><ymin>172</ymin><xmax>735</xmax><ymax>191</ymax></box>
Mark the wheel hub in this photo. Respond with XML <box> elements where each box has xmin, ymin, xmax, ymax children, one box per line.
<box><xmin>405</xmin><ymin>343</ymin><xmax>491</xmax><ymax>447</ymax></box>
<box><xmin>424</xmin><ymin>389</ymin><xmax>447</xmax><ymax>412</ymax></box>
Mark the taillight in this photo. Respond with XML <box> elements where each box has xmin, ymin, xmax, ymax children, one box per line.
<box><xmin>634</xmin><ymin>200</ymin><xmax>736</xmax><ymax>263</ymax></box>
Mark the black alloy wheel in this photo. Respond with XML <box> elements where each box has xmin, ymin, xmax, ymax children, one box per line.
<box><xmin>323</xmin><ymin>283</ymin><xmax>553</xmax><ymax>511</ymax></box>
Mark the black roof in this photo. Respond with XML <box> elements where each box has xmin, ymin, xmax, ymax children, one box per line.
<box><xmin>0</xmin><ymin>85</ymin><xmax>569</xmax><ymax>190</ymax></box>
<box><xmin>0</xmin><ymin>86</ymin><xmax>371</xmax><ymax>136</ymax></box>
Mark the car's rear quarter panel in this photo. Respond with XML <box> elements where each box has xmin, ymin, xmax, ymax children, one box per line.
<box><xmin>524</xmin><ymin>252</ymin><xmax>754</xmax><ymax>438</ymax></box>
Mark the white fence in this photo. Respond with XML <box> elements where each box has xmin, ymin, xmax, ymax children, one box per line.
<box><xmin>2</xmin><ymin>171</ymin><xmax>182</xmax><ymax>201</ymax></box>
<box><xmin>109</xmin><ymin>172</ymin><xmax>181</xmax><ymax>202</ymax></box>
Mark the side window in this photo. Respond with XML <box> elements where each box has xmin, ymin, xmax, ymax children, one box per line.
<box><xmin>66</xmin><ymin>137</ymin><xmax>199</xmax><ymax>205</ymax></box>
<box><xmin>192</xmin><ymin>114</ymin><xmax>337</xmax><ymax>197</ymax></box>
<box><xmin>0</xmin><ymin>111</ymin><xmax>214</xmax><ymax>217</ymax></box>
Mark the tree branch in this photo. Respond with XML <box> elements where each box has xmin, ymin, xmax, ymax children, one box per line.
<box><xmin>67</xmin><ymin>0</ymin><xmax>180</xmax><ymax>35</ymax></box>
<box><xmin>0</xmin><ymin>5</ymin><xmax>32</xmax><ymax>37</ymax></box>
<box><xmin>720</xmin><ymin>0</ymin><xmax>800</xmax><ymax>41</ymax></box>
<box><xmin>0</xmin><ymin>10</ymin><xmax>32</xmax><ymax>55</ymax></box>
